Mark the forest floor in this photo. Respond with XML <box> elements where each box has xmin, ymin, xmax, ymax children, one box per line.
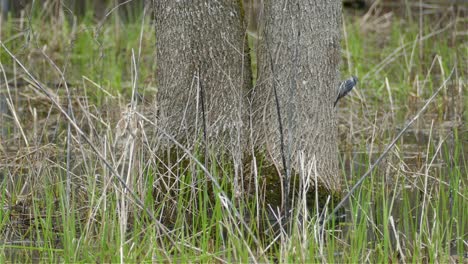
<box><xmin>0</xmin><ymin>2</ymin><xmax>466</xmax><ymax>263</ymax></box>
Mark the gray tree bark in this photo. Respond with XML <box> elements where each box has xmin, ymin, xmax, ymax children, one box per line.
<box><xmin>253</xmin><ymin>1</ymin><xmax>341</xmax><ymax>191</ymax></box>
<box><xmin>153</xmin><ymin>1</ymin><xmax>251</xmax><ymax>162</ymax></box>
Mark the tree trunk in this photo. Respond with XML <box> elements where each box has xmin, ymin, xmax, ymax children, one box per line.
<box><xmin>153</xmin><ymin>1</ymin><xmax>251</xmax><ymax>162</ymax></box>
<box><xmin>254</xmin><ymin>1</ymin><xmax>341</xmax><ymax>191</ymax></box>
<box><xmin>1</xmin><ymin>0</ymin><xmax>8</xmax><ymax>18</ymax></box>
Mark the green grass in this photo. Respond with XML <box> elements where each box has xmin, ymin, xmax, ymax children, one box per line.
<box><xmin>0</xmin><ymin>2</ymin><xmax>466</xmax><ymax>263</ymax></box>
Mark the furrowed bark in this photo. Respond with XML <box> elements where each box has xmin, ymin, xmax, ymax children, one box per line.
<box><xmin>153</xmin><ymin>1</ymin><xmax>251</xmax><ymax>173</ymax></box>
<box><xmin>254</xmin><ymin>1</ymin><xmax>341</xmax><ymax>191</ymax></box>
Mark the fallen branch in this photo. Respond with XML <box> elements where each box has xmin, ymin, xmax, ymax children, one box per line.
<box><xmin>323</xmin><ymin>65</ymin><xmax>455</xmax><ymax>227</ymax></box>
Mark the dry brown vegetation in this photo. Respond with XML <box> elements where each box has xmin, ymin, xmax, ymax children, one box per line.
<box><xmin>0</xmin><ymin>0</ymin><xmax>466</xmax><ymax>262</ymax></box>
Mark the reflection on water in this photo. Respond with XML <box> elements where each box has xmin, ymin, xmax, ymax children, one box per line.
<box><xmin>338</xmin><ymin>124</ymin><xmax>466</xmax><ymax>260</ymax></box>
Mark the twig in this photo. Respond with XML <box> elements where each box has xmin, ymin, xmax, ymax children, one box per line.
<box><xmin>198</xmin><ymin>70</ymin><xmax>208</xmax><ymax>164</ymax></box>
<box><xmin>95</xmin><ymin>0</ymin><xmax>134</xmax><ymax>33</ymax></box>
<box><xmin>264</xmin><ymin>23</ymin><xmax>291</xmax><ymax>234</ymax></box>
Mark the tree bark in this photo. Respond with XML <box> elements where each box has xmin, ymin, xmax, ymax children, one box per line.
<box><xmin>153</xmin><ymin>1</ymin><xmax>251</xmax><ymax>161</ymax></box>
<box><xmin>253</xmin><ymin>1</ymin><xmax>341</xmax><ymax>191</ymax></box>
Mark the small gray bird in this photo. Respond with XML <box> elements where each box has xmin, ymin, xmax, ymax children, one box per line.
<box><xmin>334</xmin><ymin>76</ymin><xmax>358</xmax><ymax>107</ymax></box>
